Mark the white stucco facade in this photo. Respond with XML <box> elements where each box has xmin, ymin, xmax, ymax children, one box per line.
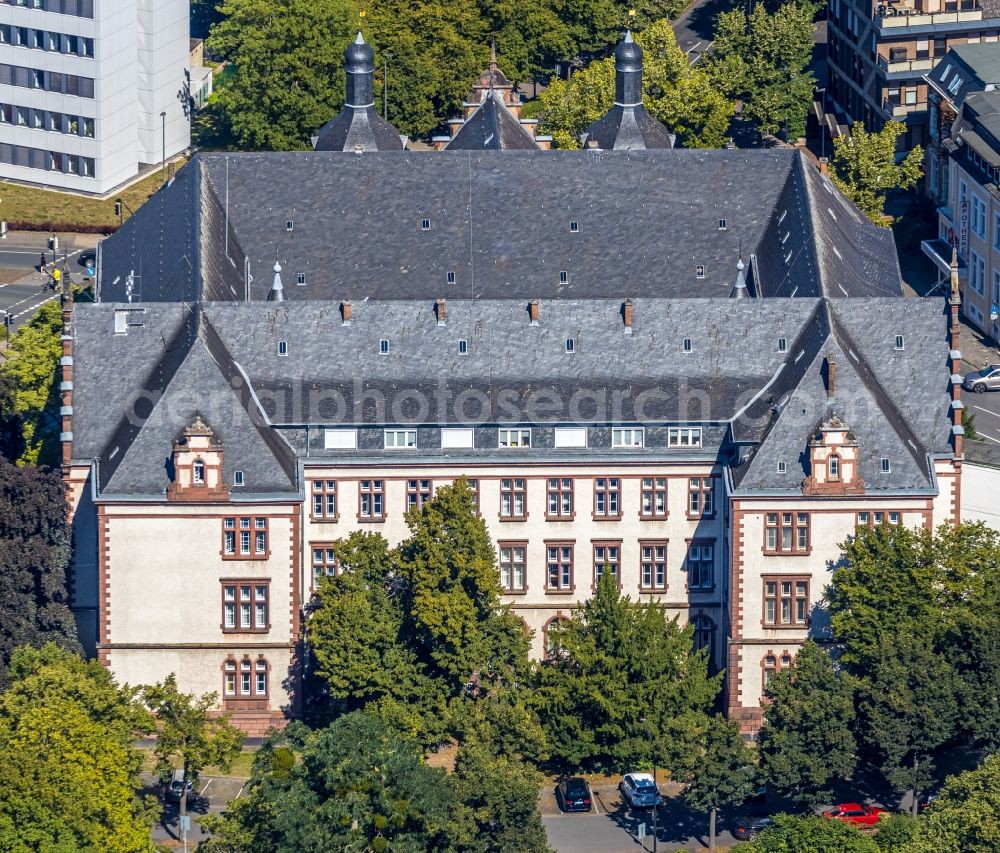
<box><xmin>0</xmin><ymin>0</ymin><xmax>189</xmax><ymax>194</ymax></box>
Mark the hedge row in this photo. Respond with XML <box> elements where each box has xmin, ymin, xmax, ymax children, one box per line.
<box><xmin>4</xmin><ymin>220</ymin><xmax>117</xmax><ymax>236</ymax></box>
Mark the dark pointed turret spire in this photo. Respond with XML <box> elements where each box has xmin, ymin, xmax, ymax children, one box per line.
<box><xmin>582</xmin><ymin>31</ymin><xmax>674</xmax><ymax>151</ymax></box>
<box><xmin>313</xmin><ymin>32</ymin><xmax>404</xmax><ymax>152</ymax></box>
<box><xmin>615</xmin><ymin>31</ymin><xmax>643</xmax><ymax>107</ymax></box>
<box><xmin>344</xmin><ymin>31</ymin><xmax>375</xmax><ymax>108</ymax></box>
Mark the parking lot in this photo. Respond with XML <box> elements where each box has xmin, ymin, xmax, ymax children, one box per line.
<box><xmin>541</xmin><ymin>782</ymin><xmax>744</xmax><ymax>852</ymax></box>
<box><xmin>141</xmin><ymin>772</ymin><xmax>247</xmax><ymax>848</ymax></box>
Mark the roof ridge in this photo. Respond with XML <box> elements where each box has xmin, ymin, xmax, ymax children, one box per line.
<box><xmin>826</xmin><ymin>300</ymin><xmax>928</xmax><ymax>469</ymax></box>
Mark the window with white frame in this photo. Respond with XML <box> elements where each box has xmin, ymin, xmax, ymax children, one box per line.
<box><xmin>593</xmin><ymin>477</ymin><xmax>621</xmax><ymax>518</ymax></box>
<box><xmin>311</xmin><ymin>545</ymin><xmax>338</xmax><ymax>581</ymax></box>
<box><xmin>499</xmin><ymin>428</ymin><xmax>531</xmax><ymax>448</ymax></box>
<box><xmin>324</xmin><ymin>429</ymin><xmax>357</xmax><ymax>450</ymax></box>
<box><xmin>311</xmin><ymin>480</ymin><xmax>337</xmax><ymax>520</ymax></box>
<box><xmin>359</xmin><ymin>480</ymin><xmax>385</xmax><ymax>520</ymax></box>
<box><xmin>971</xmin><ymin>251</ymin><xmax>986</xmax><ymax>296</ymax></box>
<box><xmin>668</xmin><ymin>427</ymin><xmax>702</xmax><ymax>447</ymax></box>
<box><xmin>994</xmin><ymin>211</ymin><xmax>1000</xmax><ymax>252</ymax></box>
<box><xmin>640</xmin><ymin>541</ymin><xmax>667</xmax><ymax>590</ymax></box>
<box><xmin>222</xmin><ymin>517</ymin><xmax>268</xmax><ymax>559</ymax></box>
<box><xmin>612</xmin><ymin>428</ymin><xmax>643</xmax><ymax>447</ymax></box>
<box><xmin>593</xmin><ymin>542</ymin><xmax>621</xmax><ymax>586</ymax></box>
<box><xmin>554</xmin><ymin>427</ymin><xmax>587</xmax><ymax>448</ymax></box>
<box><xmin>221</xmin><ymin>582</ymin><xmax>268</xmax><ymax>632</ymax></box>
<box><xmin>640</xmin><ymin>477</ymin><xmax>667</xmax><ymax>518</ymax></box>
<box><xmin>498</xmin><ymin>542</ymin><xmax>527</xmax><ymax>592</ymax></box>
<box><xmin>385</xmin><ymin>429</ymin><xmax>417</xmax><ymax>449</ymax></box>
<box><xmin>971</xmin><ymin>194</ymin><xmax>987</xmax><ymax>239</ymax></box>
<box><xmin>406</xmin><ymin>478</ymin><xmax>433</xmax><ymax>511</ymax></box>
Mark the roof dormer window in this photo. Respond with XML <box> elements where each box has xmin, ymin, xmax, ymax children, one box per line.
<box><xmin>285</xmin><ymin>220</ymin><xmax>294</xmax><ymax>231</ymax></box>
<box><xmin>559</xmin><ymin>270</ymin><xmax>569</xmax><ymax>284</ymax></box>
<box><xmin>894</xmin><ymin>335</ymin><xmax>904</xmax><ymax>350</ymax></box>
<box><xmin>447</xmin><ymin>271</ymin><xmax>456</xmax><ymax>284</ymax></box>
<box><xmin>379</xmin><ymin>339</ymin><xmax>390</xmax><ymax>354</ymax></box>
<box><xmin>570</xmin><ymin>221</ymin><xmax>579</xmax><ymax>232</ymax></box>
<box><xmin>695</xmin><ymin>265</ymin><xmax>705</xmax><ymax>279</ymax></box>
<box><xmin>683</xmin><ymin>338</ymin><xmax>692</xmax><ymax>353</ymax></box>
<box><xmin>565</xmin><ymin>338</ymin><xmax>575</xmax><ymax>353</ymax></box>
<box><xmin>420</xmin><ymin>218</ymin><xmax>430</xmax><ymax>231</ymax></box>
<box><xmin>778</xmin><ymin>338</ymin><xmax>787</xmax><ymax>352</ymax></box>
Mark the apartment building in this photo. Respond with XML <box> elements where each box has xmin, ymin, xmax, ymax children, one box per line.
<box><xmin>0</xmin><ymin>0</ymin><xmax>190</xmax><ymax>194</ymax></box>
<box><xmin>827</xmin><ymin>0</ymin><xmax>1000</xmax><ymax>151</ymax></box>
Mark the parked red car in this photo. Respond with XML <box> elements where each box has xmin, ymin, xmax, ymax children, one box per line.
<box><xmin>822</xmin><ymin>803</ymin><xmax>887</xmax><ymax>828</ymax></box>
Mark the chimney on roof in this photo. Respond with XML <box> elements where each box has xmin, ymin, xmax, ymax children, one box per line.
<box><xmin>436</xmin><ymin>297</ymin><xmax>446</xmax><ymax>326</ymax></box>
<box><xmin>818</xmin><ymin>157</ymin><xmax>829</xmax><ymax>175</ymax></box>
<box><xmin>341</xmin><ymin>300</ymin><xmax>352</xmax><ymax>325</ymax></box>
<box><xmin>529</xmin><ymin>299</ymin><xmax>540</xmax><ymax>326</ymax></box>
<box><xmin>825</xmin><ymin>355</ymin><xmax>837</xmax><ymax>398</ymax></box>
<box><xmin>267</xmin><ymin>260</ymin><xmax>284</xmax><ymax>302</ymax></box>
<box><xmin>623</xmin><ymin>299</ymin><xmax>633</xmax><ymax>334</ymax></box>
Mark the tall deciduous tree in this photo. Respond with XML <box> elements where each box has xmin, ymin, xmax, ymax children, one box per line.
<box><xmin>682</xmin><ymin>715</ymin><xmax>757</xmax><ymax>851</ymax></box>
<box><xmin>831</xmin><ymin>121</ymin><xmax>922</xmax><ymax>223</ymax></box>
<box><xmin>538</xmin><ymin>20</ymin><xmax>731</xmax><ymax>148</ymax></box>
<box><xmin>142</xmin><ymin>674</ymin><xmax>244</xmax><ymax>826</ymax></box>
<box><xmin>209</xmin><ymin>0</ymin><xmax>359</xmax><ymax>150</ymax></box>
<box><xmin>0</xmin><ymin>458</ymin><xmax>80</xmax><ymax>689</ymax></box>
<box><xmin>758</xmin><ymin>640</ymin><xmax>857</xmax><ymax>808</ymax></box>
<box><xmin>706</xmin><ymin>1</ymin><xmax>815</xmax><ymax>139</ymax></box>
<box><xmin>536</xmin><ymin>570</ymin><xmax>720</xmax><ymax>773</ymax></box>
<box><xmin>0</xmin><ymin>645</ymin><xmax>157</xmax><ymax>852</ymax></box>
<box><xmin>0</xmin><ymin>375</ymin><xmax>24</xmax><ymax>462</ymax></box>
<box><xmin>913</xmin><ymin>753</ymin><xmax>1000</xmax><ymax>853</ymax></box>
<box><xmin>0</xmin><ymin>298</ymin><xmax>63</xmax><ymax>465</ymax></box>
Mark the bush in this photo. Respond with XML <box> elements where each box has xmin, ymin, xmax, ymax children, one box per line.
<box><xmin>3</xmin><ymin>220</ymin><xmax>117</xmax><ymax>236</ymax></box>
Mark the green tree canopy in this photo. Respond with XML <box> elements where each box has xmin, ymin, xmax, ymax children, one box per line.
<box><xmin>758</xmin><ymin>640</ymin><xmax>857</xmax><ymax>808</ymax></box>
<box><xmin>705</xmin><ymin>1</ymin><xmax>815</xmax><ymax>139</ymax></box>
<box><xmin>733</xmin><ymin>813</ymin><xmax>881</xmax><ymax>853</ymax></box>
<box><xmin>536</xmin><ymin>569</ymin><xmax>720</xmax><ymax>773</ymax></box>
<box><xmin>0</xmin><ymin>298</ymin><xmax>63</xmax><ymax>465</ymax></box>
<box><xmin>201</xmin><ymin>712</ymin><xmax>456</xmax><ymax>852</ymax></box>
<box><xmin>141</xmin><ymin>673</ymin><xmax>244</xmax><ymax>822</ymax></box>
<box><xmin>831</xmin><ymin>121</ymin><xmax>922</xmax><ymax>223</ymax></box>
<box><xmin>537</xmin><ymin>19</ymin><xmax>731</xmax><ymax>148</ymax></box>
<box><xmin>682</xmin><ymin>714</ymin><xmax>757</xmax><ymax>851</ymax></box>
<box><xmin>0</xmin><ymin>645</ymin><xmax>156</xmax><ymax>852</ymax></box>
<box><xmin>0</xmin><ymin>460</ymin><xmax>80</xmax><ymax>689</ymax></box>
<box><xmin>308</xmin><ymin>478</ymin><xmax>537</xmax><ymax>750</ymax></box>
<box><xmin>913</xmin><ymin>753</ymin><xmax>1000</xmax><ymax>853</ymax></box>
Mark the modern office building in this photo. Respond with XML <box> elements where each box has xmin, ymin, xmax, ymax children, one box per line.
<box><xmin>0</xmin><ymin>0</ymin><xmax>190</xmax><ymax>194</ymax></box>
<box><xmin>826</xmin><ymin>0</ymin><xmax>1000</xmax><ymax>152</ymax></box>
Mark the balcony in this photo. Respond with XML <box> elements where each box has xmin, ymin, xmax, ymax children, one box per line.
<box><xmin>877</xmin><ymin>55</ymin><xmax>935</xmax><ymax>74</ymax></box>
<box><xmin>873</xmin><ymin>0</ymin><xmax>993</xmax><ymax>31</ymax></box>
<box><xmin>881</xmin><ymin>98</ymin><xmax>926</xmax><ymax>117</ymax></box>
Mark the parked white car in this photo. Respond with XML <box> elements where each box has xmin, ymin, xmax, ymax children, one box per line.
<box><xmin>619</xmin><ymin>772</ymin><xmax>661</xmax><ymax>809</ymax></box>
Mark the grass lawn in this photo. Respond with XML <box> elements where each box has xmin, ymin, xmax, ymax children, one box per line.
<box><xmin>141</xmin><ymin>745</ymin><xmax>257</xmax><ymax>780</ymax></box>
<box><xmin>0</xmin><ymin>158</ymin><xmax>188</xmax><ymax>231</ymax></box>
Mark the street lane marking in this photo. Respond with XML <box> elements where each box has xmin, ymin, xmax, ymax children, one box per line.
<box><xmin>972</xmin><ymin>405</ymin><xmax>1000</xmax><ymax>420</ymax></box>
<box><xmin>199</xmin><ymin>779</ymin><xmax>213</xmax><ymax>796</ymax></box>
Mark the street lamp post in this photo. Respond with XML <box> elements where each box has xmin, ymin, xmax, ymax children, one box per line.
<box><xmin>383</xmin><ymin>54</ymin><xmax>393</xmax><ymax>121</ymax></box>
<box><xmin>816</xmin><ymin>87</ymin><xmax>827</xmax><ymax>160</ymax></box>
<box><xmin>160</xmin><ymin>110</ymin><xmax>167</xmax><ymax>184</ymax></box>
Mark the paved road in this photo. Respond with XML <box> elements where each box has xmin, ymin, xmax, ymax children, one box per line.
<box><xmin>144</xmin><ymin>772</ymin><xmax>247</xmax><ymax>848</ymax></box>
<box><xmin>672</xmin><ymin>0</ymin><xmax>735</xmax><ymax>64</ymax></box>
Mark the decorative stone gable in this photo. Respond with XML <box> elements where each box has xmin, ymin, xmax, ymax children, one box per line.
<box><xmin>167</xmin><ymin>414</ymin><xmax>230</xmax><ymax>502</ymax></box>
<box><xmin>802</xmin><ymin>415</ymin><xmax>865</xmax><ymax>496</ymax></box>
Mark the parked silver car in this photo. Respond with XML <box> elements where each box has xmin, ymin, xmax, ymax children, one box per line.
<box><xmin>619</xmin><ymin>772</ymin><xmax>661</xmax><ymax>809</ymax></box>
<box><xmin>964</xmin><ymin>365</ymin><xmax>1000</xmax><ymax>393</ymax></box>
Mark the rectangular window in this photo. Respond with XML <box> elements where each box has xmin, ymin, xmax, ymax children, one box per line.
<box><xmin>640</xmin><ymin>541</ymin><xmax>667</xmax><ymax>591</ymax></box>
<box><xmin>406</xmin><ymin>478</ymin><xmax>433</xmax><ymax>511</ymax></box>
<box><xmin>554</xmin><ymin>427</ymin><xmax>587</xmax><ymax>448</ymax></box>
<box><xmin>763</xmin><ymin>577</ymin><xmax>809</xmax><ymax>627</ymax></box>
<box><xmin>688</xmin><ymin>477</ymin><xmax>715</xmax><ymax>517</ymax></box>
<box><xmin>441</xmin><ymin>428</ymin><xmax>474</xmax><ymax>449</ymax></box>
<box><xmin>221</xmin><ymin>581</ymin><xmax>268</xmax><ymax>633</ymax></box>
<box><xmin>255</xmin><ymin>660</ymin><xmax>268</xmax><ymax>695</ymax></box>
<box><xmin>224</xmin><ymin>661</ymin><xmax>236</xmax><ymax>696</ymax></box>
<box><xmin>546</xmin><ymin>543</ymin><xmax>574</xmax><ymax>591</ymax></box>
<box><xmin>324</xmin><ymin>429</ymin><xmax>357</xmax><ymax>450</ymax></box>
<box><xmin>856</xmin><ymin>510</ymin><xmax>902</xmax><ymax>528</ymax></box>
<box><xmin>385</xmin><ymin>429</ymin><xmax>416</xmax><ymax>449</ymax></box>
<box><xmin>240</xmin><ymin>659</ymin><xmax>251</xmax><ymax>695</ymax></box>
<box><xmin>971</xmin><ymin>251</ymin><xmax>986</xmax><ymax>296</ymax></box>
<box><xmin>546</xmin><ymin>478</ymin><xmax>574</xmax><ymax>519</ymax></box>
<box><xmin>764</xmin><ymin>512</ymin><xmax>811</xmax><ymax>553</ymax></box>
<box><xmin>668</xmin><ymin>427</ymin><xmax>702</xmax><ymax>447</ymax></box>
<box><xmin>593</xmin><ymin>477</ymin><xmax>621</xmax><ymax>519</ymax></box>
<box><xmin>499</xmin><ymin>428</ymin><xmax>531</xmax><ymax>448</ymax></box>
<box><xmin>640</xmin><ymin>477</ymin><xmax>668</xmax><ymax>518</ymax></box>
<box><xmin>971</xmin><ymin>194</ymin><xmax>987</xmax><ymax>239</ymax></box>
<box><xmin>359</xmin><ymin>480</ymin><xmax>385</xmax><ymax>521</ymax></box>
<box><xmin>311</xmin><ymin>545</ymin><xmax>338</xmax><ymax>581</ymax></box>
<box><xmin>612</xmin><ymin>428</ymin><xmax>643</xmax><ymax>447</ymax></box>
<box><xmin>993</xmin><ymin>212</ymin><xmax>1000</xmax><ymax>253</ymax></box>
<box><xmin>498</xmin><ymin>542</ymin><xmax>527</xmax><ymax>593</ymax></box>
<box><xmin>593</xmin><ymin>542</ymin><xmax>621</xmax><ymax>587</ymax></box>
<box><xmin>687</xmin><ymin>542</ymin><xmax>714</xmax><ymax>590</ymax></box>
<box><xmin>466</xmin><ymin>478</ymin><xmax>480</xmax><ymax>512</ymax></box>
<box><xmin>311</xmin><ymin>480</ymin><xmax>337</xmax><ymax>520</ymax></box>
<box><xmin>499</xmin><ymin>478</ymin><xmax>527</xmax><ymax>519</ymax></box>
<box><xmin>222</xmin><ymin>517</ymin><xmax>268</xmax><ymax>559</ymax></box>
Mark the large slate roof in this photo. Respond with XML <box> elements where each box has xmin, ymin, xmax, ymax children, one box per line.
<box><xmin>98</xmin><ymin>149</ymin><xmax>902</xmax><ymax>305</ymax></box>
<box><xmin>71</xmin><ymin>296</ymin><xmax>950</xmax><ymax>497</ymax></box>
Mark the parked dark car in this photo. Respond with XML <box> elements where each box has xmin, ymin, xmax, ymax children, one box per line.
<box><xmin>557</xmin><ymin>777</ymin><xmax>593</xmax><ymax>813</ymax></box>
<box><xmin>165</xmin><ymin>769</ymin><xmax>193</xmax><ymax>803</ymax></box>
<box><xmin>734</xmin><ymin>816</ymin><xmax>774</xmax><ymax>840</ymax></box>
